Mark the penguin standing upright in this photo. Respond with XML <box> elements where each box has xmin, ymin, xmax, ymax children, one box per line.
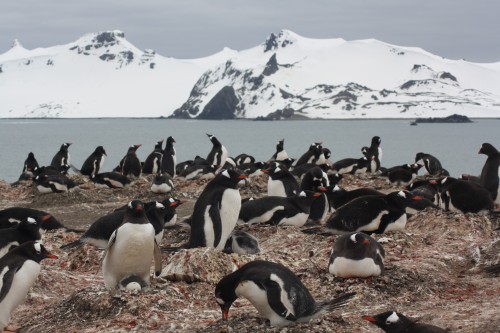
<box><xmin>263</xmin><ymin>162</ymin><xmax>300</xmax><ymax>197</ymax></box>
<box><xmin>300</xmin><ymin>166</ymin><xmax>330</xmax><ymax>222</ymax></box>
<box><xmin>214</xmin><ymin>260</ymin><xmax>355</xmax><ymax>327</ymax></box>
<box><xmin>362</xmin><ymin>136</ymin><xmax>382</xmax><ymax>173</ymax></box>
<box><xmin>102</xmin><ymin>200</ymin><xmax>162</xmax><ymax>291</ymax></box>
<box><xmin>80</xmin><ymin>146</ymin><xmax>107</xmax><ymax>177</ymax></box>
<box><xmin>161</xmin><ymin>136</ymin><xmax>177</xmax><ymax>177</ymax></box>
<box><xmin>0</xmin><ymin>215</ymin><xmax>47</xmax><ymax>258</ymax></box>
<box><xmin>295</xmin><ymin>142</ymin><xmax>323</xmax><ymax>167</ymax></box>
<box><xmin>362</xmin><ymin>311</ymin><xmax>447</xmax><ymax>333</ymax></box>
<box><xmin>19</xmin><ymin>152</ymin><xmax>39</xmax><ymax>180</ymax></box>
<box><xmin>415</xmin><ymin>152</ymin><xmax>448</xmax><ymax>176</ymax></box>
<box><xmin>142</xmin><ymin>140</ymin><xmax>164</xmax><ymax>175</ymax></box>
<box><xmin>479</xmin><ymin>143</ymin><xmax>500</xmax><ymax>207</ymax></box>
<box><xmin>270</xmin><ymin>139</ymin><xmax>289</xmax><ymax>162</ymax></box>
<box><xmin>0</xmin><ymin>241</ymin><xmax>57</xmax><ymax>331</ymax></box>
<box><xmin>188</xmin><ymin>169</ymin><xmax>246</xmax><ymax>250</ymax></box>
<box><xmin>206</xmin><ymin>134</ymin><xmax>228</xmax><ymax>172</ymax></box>
<box><xmin>119</xmin><ymin>144</ymin><xmax>142</xmax><ymax>178</ymax></box>
<box><xmin>328</xmin><ymin>232</ymin><xmax>385</xmax><ymax>278</ymax></box>
<box><xmin>50</xmin><ymin>143</ymin><xmax>71</xmax><ymax>173</ymax></box>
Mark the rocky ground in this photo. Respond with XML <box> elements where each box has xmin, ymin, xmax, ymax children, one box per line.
<box><xmin>0</xmin><ymin>173</ymin><xmax>499</xmax><ymax>333</ymax></box>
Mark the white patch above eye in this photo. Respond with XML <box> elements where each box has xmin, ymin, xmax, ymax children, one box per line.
<box><xmin>128</xmin><ymin>201</ymin><xmax>133</xmax><ymax>208</ymax></box>
<box><xmin>8</xmin><ymin>218</ymin><xmax>21</xmax><ymax>224</ymax></box>
<box><xmin>27</xmin><ymin>217</ymin><xmax>37</xmax><ymax>224</ymax></box>
<box><xmin>333</xmin><ymin>185</ymin><xmax>341</xmax><ymax>191</ymax></box>
<box><xmin>299</xmin><ymin>191</ymin><xmax>306</xmax><ymax>197</ymax></box>
<box><xmin>169</xmin><ymin>198</ymin><xmax>175</xmax><ymax>203</ymax></box>
<box><xmin>34</xmin><ymin>242</ymin><xmax>42</xmax><ymax>253</ymax></box>
<box><xmin>215</xmin><ymin>297</ymin><xmax>225</xmax><ymax>305</ymax></box>
<box><xmin>350</xmin><ymin>233</ymin><xmax>358</xmax><ymax>243</ymax></box>
<box><xmin>222</xmin><ymin>170</ymin><xmax>230</xmax><ymax>178</ymax></box>
<box><xmin>397</xmin><ymin>191</ymin><xmax>406</xmax><ymax>198</ymax></box>
<box><xmin>386</xmin><ymin>311</ymin><xmax>399</xmax><ymax>324</ymax></box>
<box><xmin>274</xmin><ymin>166</ymin><xmax>281</xmax><ymax>173</ymax></box>
<box><xmin>156</xmin><ymin>202</ymin><xmax>165</xmax><ymax>209</ymax></box>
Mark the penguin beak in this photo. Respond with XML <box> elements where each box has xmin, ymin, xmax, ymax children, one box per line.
<box><xmin>412</xmin><ymin>195</ymin><xmax>423</xmax><ymax>201</ymax></box>
<box><xmin>313</xmin><ymin>192</ymin><xmax>321</xmax><ymax>197</ymax></box>
<box><xmin>362</xmin><ymin>239</ymin><xmax>370</xmax><ymax>245</ymax></box>
<box><xmin>238</xmin><ymin>174</ymin><xmax>247</xmax><ymax>180</ymax></box>
<box><xmin>261</xmin><ymin>169</ymin><xmax>269</xmax><ymax>174</ymax></box>
<box><xmin>221</xmin><ymin>305</ymin><xmax>230</xmax><ymax>321</ymax></box>
<box><xmin>362</xmin><ymin>316</ymin><xmax>377</xmax><ymax>323</ymax></box>
<box><xmin>45</xmin><ymin>252</ymin><xmax>58</xmax><ymax>259</ymax></box>
<box><xmin>318</xmin><ymin>187</ymin><xmax>328</xmax><ymax>192</ymax></box>
<box><xmin>40</xmin><ymin>215</ymin><xmax>51</xmax><ymax>222</ymax></box>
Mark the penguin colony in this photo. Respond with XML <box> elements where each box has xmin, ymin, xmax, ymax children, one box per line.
<box><xmin>1</xmin><ymin>134</ymin><xmax>498</xmax><ymax>331</ymax></box>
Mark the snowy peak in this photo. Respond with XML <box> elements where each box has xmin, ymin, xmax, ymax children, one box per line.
<box><xmin>11</xmin><ymin>39</ymin><xmax>24</xmax><ymax>49</ymax></box>
<box><xmin>263</xmin><ymin>30</ymin><xmax>298</xmax><ymax>52</ymax></box>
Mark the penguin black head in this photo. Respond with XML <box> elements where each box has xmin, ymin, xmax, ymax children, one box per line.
<box><xmin>214</xmin><ymin>274</ymin><xmax>239</xmax><ymax>321</ymax></box>
<box><xmin>128</xmin><ymin>144</ymin><xmax>142</xmax><ymax>153</ymax></box>
<box><xmin>16</xmin><ymin>241</ymin><xmax>58</xmax><ymax>262</ymax></box>
<box><xmin>276</xmin><ymin>139</ymin><xmax>285</xmax><ymax>151</ymax></box>
<box><xmin>362</xmin><ymin>311</ymin><xmax>414</xmax><ymax>332</ymax></box>
<box><xmin>206</xmin><ymin>133</ymin><xmax>221</xmax><ymax>146</ymax></box>
<box><xmin>348</xmin><ymin>232</ymin><xmax>372</xmax><ymax>246</ymax></box>
<box><xmin>216</xmin><ymin>169</ymin><xmax>247</xmax><ymax>188</ymax></box>
<box><xmin>167</xmin><ymin>136</ymin><xmax>176</xmax><ymax>144</ymax></box>
<box><xmin>19</xmin><ymin>215</ymin><xmax>49</xmax><ymax>232</ymax></box>
<box><xmin>163</xmin><ymin>197</ymin><xmax>184</xmax><ymax>208</ymax></box>
<box><xmin>322</xmin><ymin>147</ymin><xmax>332</xmax><ymax>159</ymax></box>
<box><xmin>154</xmin><ymin>140</ymin><xmax>164</xmax><ymax>150</ymax></box>
<box><xmin>95</xmin><ymin>146</ymin><xmax>107</xmax><ymax>156</ymax></box>
<box><xmin>60</xmin><ymin>143</ymin><xmax>72</xmax><ymax>151</ymax></box>
<box><xmin>414</xmin><ymin>152</ymin><xmax>426</xmax><ymax>163</ymax></box>
<box><xmin>126</xmin><ymin>200</ymin><xmax>146</xmax><ymax>218</ymax></box>
<box><xmin>479</xmin><ymin>143</ymin><xmax>499</xmax><ymax>156</ymax></box>
<box><xmin>371</xmin><ymin>136</ymin><xmax>381</xmax><ymax>147</ymax></box>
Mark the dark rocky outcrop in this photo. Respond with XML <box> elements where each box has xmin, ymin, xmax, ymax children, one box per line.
<box><xmin>264</xmin><ymin>33</ymin><xmax>278</xmax><ymax>52</ymax></box>
<box><xmin>262</xmin><ymin>53</ymin><xmax>278</xmax><ymax>76</ymax></box>
<box><xmin>439</xmin><ymin>72</ymin><xmax>457</xmax><ymax>82</ymax></box>
<box><xmin>415</xmin><ymin>114</ymin><xmax>472</xmax><ymax>123</ymax></box>
<box><xmin>197</xmin><ymin>86</ymin><xmax>239</xmax><ymax>120</ymax></box>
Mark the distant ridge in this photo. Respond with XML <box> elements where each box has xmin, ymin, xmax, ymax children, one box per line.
<box><xmin>1</xmin><ymin>30</ymin><xmax>500</xmax><ymax>119</ymax></box>
<box><xmin>415</xmin><ymin>114</ymin><xmax>473</xmax><ymax>123</ymax></box>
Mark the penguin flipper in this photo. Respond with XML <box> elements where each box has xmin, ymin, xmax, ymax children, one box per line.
<box><xmin>0</xmin><ymin>264</ymin><xmax>17</xmax><ymax>303</ymax></box>
<box><xmin>208</xmin><ymin>204</ymin><xmax>223</xmax><ymax>248</ymax></box>
<box><xmin>102</xmin><ymin>230</ymin><xmax>118</xmax><ymax>264</ymax></box>
<box><xmin>263</xmin><ymin>278</ymin><xmax>297</xmax><ymax>321</ymax></box>
<box><xmin>153</xmin><ymin>239</ymin><xmax>162</xmax><ymax>276</ymax></box>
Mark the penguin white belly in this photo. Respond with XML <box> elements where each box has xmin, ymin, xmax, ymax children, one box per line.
<box><xmin>98</xmin><ymin>156</ymin><xmax>105</xmax><ymax>174</ymax></box>
<box><xmin>106</xmin><ymin>177</ymin><xmax>126</xmax><ymax>188</ymax></box>
<box><xmin>216</xmin><ymin>189</ymin><xmax>241</xmax><ymax>249</ymax></box>
<box><xmin>165</xmin><ymin>214</ymin><xmax>177</xmax><ymax>227</ymax></box>
<box><xmin>0</xmin><ymin>261</ymin><xmax>40</xmax><ymax>330</ymax></box>
<box><xmin>203</xmin><ymin>205</ymin><xmax>215</xmax><ymax>247</ymax></box>
<box><xmin>0</xmin><ymin>242</ymin><xmax>19</xmax><ymax>258</ymax></box>
<box><xmin>329</xmin><ymin>257</ymin><xmax>381</xmax><ymax>278</ymax></box>
<box><xmin>236</xmin><ymin>280</ymin><xmax>291</xmax><ymax>327</ymax></box>
<box><xmin>37</xmin><ymin>185</ymin><xmax>53</xmax><ymax>194</ymax></box>
<box><xmin>354</xmin><ymin>210</ymin><xmax>388</xmax><ymax>233</ymax></box>
<box><xmin>354</xmin><ymin>167</ymin><xmax>367</xmax><ymax>175</ymax></box>
<box><xmin>220</xmin><ymin>146</ymin><xmax>229</xmax><ymax>168</ymax></box>
<box><xmin>316</xmin><ymin>154</ymin><xmax>326</xmax><ymax>165</ymax></box>
<box><xmin>50</xmin><ymin>181</ymin><xmax>68</xmax><ymax>192</ymax></box>
<box><xmin>268</xmin><ymin>179</ymin><xmax>287</xmax><ymax>197</ymax></box>
<box><xmin>185</xmin><ymin>169</ymin><xmax>203</xmax><ymax>180</ymax></box>
<box><xmin>278</xmin><ymin>213</ymin><xmax>309</xmax><ymax>227</ymax></box>
<box><xmin>155</xmin><ymin>230</ymin><xmax>164</xmax><ymax>244</ymax></box>
<box><xmin>384</xmin><ymin>214</ymin><xmax>407</xmax><ymax>232</ymax></box>
<box><xmin>276</xmin><ymin>151</ymin><xmax>288</xmax><ymax>161</ymax></box>
<box><xmin>239</xmin><ymin>206</ymin><xmax>284</xmax><ymax>225</ymax></box>
<box><xmin>151</xmin><ymin>183</ymin><xmax>172</xmax><ymax>193</ymax></box>
<box><xmin>338</xmin><ymin>165</ymin><xmax>355</xmax><ymax>174</ymax></box>
<box><xmin>370</xmin><ymin>160</ymin><xmax>377</xmax><ymax>173</ymax></box>
<box><xmin>103</xmin><ymin>223</ymin><xmax>155</xmax><ymax>290</ymax></box>
<box><xmin>151</xmin><ymin>157</ymin><xmax>160</xmax><ymax>174</ymax></box>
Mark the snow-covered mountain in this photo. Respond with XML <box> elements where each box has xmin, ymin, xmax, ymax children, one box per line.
<box><xmin>1</xmin><ymin>30</ymin><xmax>500</xmax><ymax>119</ymax></box>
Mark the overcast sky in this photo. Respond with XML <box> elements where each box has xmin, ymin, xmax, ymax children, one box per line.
<box><xmin>1</xmin><ymin>0</ymin><xmax>499</xmax><ymax>62</ymax></box>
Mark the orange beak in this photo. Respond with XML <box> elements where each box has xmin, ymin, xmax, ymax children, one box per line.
<box><xmin>222</xmin><ymin>308</ymin><xmax>229</xmax><ymax>321</ymax></box>
<box><xmin>40</xmin><ymin>215</ymin><xmax>51</xmax><ymax>222</ymax></box>
<box><xmin>238</xmin><ymin>174</ymin><xmax>248</xmax><ymax>180</ymax></box>
<box><xmin>46</xmin><ymin>253</ymin><xmax>58</xmax><ymax>259</ymax></box>
<box><xmin>362</xmin><ymin>316</ymin><xmax>377</xmax><ymax>323</ymax></box>
<box><xmin>362</xmin><ymin>239</ymin><xmax>370</xmax><ymax>245</ymax></box>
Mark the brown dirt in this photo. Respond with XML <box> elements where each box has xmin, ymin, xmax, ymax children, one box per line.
<box><xmin>0</xmin><ymin>174</ymin><xmax>499</xmax><ymax>333</ymax></box>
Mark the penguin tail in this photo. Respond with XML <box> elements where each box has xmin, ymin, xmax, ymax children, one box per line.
<box><xmin>316</xmin><ymin>292</ymin><xmax>356</xmax><ymax>313</ymax></box>
<box><xmin>160</xmin><ymin>245</ymin><xmax>186</xmax><ymax>253</ymax></box>
<box><xmin>301</xmin><ymin>227</ymin><xmax>333</xmax><ymax>237</ymax></box>
<box><xmin>484</xmin><ymin>263</ymin><xmax>500</xmax><ymax>276</ymax></box>
<box><xmin>60</xmin><ymin>239</ymin><xmax>83</xmax><ymax>250</ymax></box>
<box><xmin>70</xmin><ymin>164</ymin><xmax>82</xmax><ymax>175</ymax></box>
<box><xmin>64</xmin><ymin>227</ymin><xmax>86</xmax><ymax>233</ymax></box>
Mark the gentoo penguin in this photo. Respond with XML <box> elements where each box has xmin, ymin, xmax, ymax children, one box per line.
<box><xmin>0</xmin><ymin>216</ymin><xmax>47</xmax><ymax>258</ymax></box>
<box><xmin>362</xmin><ymin>311</ymin><xmax>447</xmax><ymax>333</ymax></box>
<box><xmin>0</xmin><ymin>207</ymin><xmax>65</xmax><ymax>231</ymax></box>
<box><xmin>328</xmin><ymin>232</ymin><xmax>385</xmax><ymax>278</ymax></box>
<box><xmin>142</xmin><ymin>140</ymin><xmax>164</xmax><ymax>175</ymax></box>
<box><xmin>234</xmin><ymin>153</ymin><xmax>255</xmax><ymax>166</ymax></box>
<box><xmin>206</xmin><ymin>134</ymin><xmax>228</xmax><ymax>172</ymax></box>
<box><xmin>223</xmin><ymin>230</ymin><xmax>260</xmax><ymax>255</ymax></box>
<box><xmin>161</xmin><ymin>197</ymin><xmax>184</xmax><ymax>228</ymax></box>
<box><xmin>300</xmin><ymin>166</ymin><xmax>330</xmax><ymax>222</ymax></box>
<box><xmin>176</xmin><ymin>160</ymin><xmax>193</xmax><ymax>176</ymax></box>
<box><xmin>19</xmin><ymin>152</ymin><xmax>39</xmax><ymax>180</ymax></box>
<box><xmin>237</xmin><ymin>161</ymin><xmax>267</xmax><ymax>178</ymax></box>
<box><xmin>50</xmin><ymin>142</ymin><xmax>71</xmax><ymax>173</ymax></box>
<box><xmin>364</xmin><ymin>136</ymin><xmax>382</xmax><ymax>161</ymax></box>
<box><xmin>263</xmin><ymin>162</ymin><xmax>300</xmax><ymax>197</ymax></box>
<box><xmin>188</xmin><ymin>169</ymin><xmax>246</xmax><ymax>249</ymax></box>
<box><xmin>34</xmin><ymin>173</ymin><xmax>76</xmax><ymax>193</ymax></box>
<box><xmin>415</xmin><ymin>152</ymin><xmax>448</xmax><ymax>176</ymax></box>
<box><xmin>238</xmin><ymin>192</ymin><xmax>321</xmax><ymax>227</ymax></box>
<box><xmin>161</xmin><ymin>136</ymin><xmax>177</xmax><ymax>177</ymax></box>
<box><xmin>312</xmin><ymin>191</ymin><xmax>419</xmax><ymax>234</ymax></box>
<box><xmin>438</xmin><ymin>177</ymin><xmax>493</xmax><ymax>214</ymax></box>
<box><xmin>479</xmin><ymin>143</ymin><xmax>500</xmax><ymax>207</ymax></box>
<box><xmin>0</xmin><ymin>241</ymin><xmax>57</xmax><ymax>331</ymax></box>
<box><xmin>323</xmin><ymin>185</ymin><xmax>384</xmax><ymax>212</ymax></box>
<box><xmin>406</xmin><ymin>179</ymin><xmax>440</xmax><ymax>203</ymax></box>
<box><xmin>119</xmin><ymin>144</ymin><xmax>142</xmax><ymax>178</ymax></box>
<box><xmin>61</xmin><ymin>200</ymin><xmax>172</xmax><ymax>249</ymax></box>
<box><xmin>294</xmin><ymin>142</ymin><xmax>323</xmax><ymax>167</ymax></box>
<box><xmin>151</xmin><ymin>173</ymin><xmax>174</xmax><ymax>194</ymax></box>
<box><xmin>270</xmin><ymin>139</ymin><xmax>289</xmax><ymax>162</ymax></box>
<box><xmin>179</xmin><ymin>164</ymin><xmax>217</xmax><ymax>180</ymax></box>
<box><xmin>91</xmin><ymin>172</ymin><xmax>131</xmax><ymax>189</ymax></box>
<box><xmin>385</xmin><ymin>164</ymin><xmax>422</xmax><ymax>186</ymax></box>
<box><xmin>214</xmin><ymin>260</ymin><xmax>355</xmax><ymax>327</ymax></box>
<box><xmin>333</xmin><ymin>157</ymin><xmax>370</xmax><ymax>175</ymax></box>
<box><xmin>33</xmin><ymin>165</ymin><xmax>68</xmax><ymax>177</ymax></box>
<box><xmin>102</xmin><ymin>200</ymin><xmax>162</xmax><ymax>291</ymax></box>
<box><xmin>80</xmin><ymin>146</ymin><xmax>107</xmax><ymax>177</ymax></box>
<box><xmin>328</xmin><ymin>172</ymin><xmax>343</xmax><ymax>186</ymax></box>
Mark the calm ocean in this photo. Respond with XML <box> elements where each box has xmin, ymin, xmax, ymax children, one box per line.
<box><xmin>0</xmin><ymin>118</ymin><xmax>498</xmax><ymax>182</ymax></box>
